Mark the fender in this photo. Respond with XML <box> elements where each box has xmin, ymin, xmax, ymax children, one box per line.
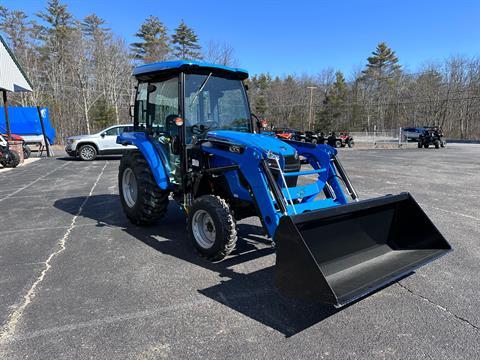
<box><xmin>117</xmin><ymin>132</ymin><xmax>171</xmax><ymax>190</ymax></box>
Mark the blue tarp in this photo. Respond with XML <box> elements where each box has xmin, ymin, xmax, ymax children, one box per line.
<box><xmin>0</xmin><ymin>107</ymin><xmax>56</xmax><ymax>144</ymax></box>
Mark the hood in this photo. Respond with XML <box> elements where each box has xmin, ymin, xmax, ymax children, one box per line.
<box><xmin>206</xmin><ymin>130</ymin><xmax>297</xmax><ymax>158</ymax></box>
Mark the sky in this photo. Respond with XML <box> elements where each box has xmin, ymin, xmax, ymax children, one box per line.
<box><xmin>2</xmin><ymin>0</ymin><xmax>480</xmax><ymax>78</ymax></box>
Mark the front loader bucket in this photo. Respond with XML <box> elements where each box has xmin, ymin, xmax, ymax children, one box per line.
<box><xmin>274</xmin><ymin>193</ymin><xmax>451</xmax><ymax>307</ymax></box>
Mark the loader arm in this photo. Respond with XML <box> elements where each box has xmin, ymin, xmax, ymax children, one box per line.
<box><xmin>200</xmin><ymin>139</ymin><xmax>349</xmax><ymax>238</ymax></box>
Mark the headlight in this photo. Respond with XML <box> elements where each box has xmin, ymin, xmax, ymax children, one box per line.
<box><xmin>66</xmin><ymin>138</ymin><xmax>74</xmax><ymax>144</ymax></box>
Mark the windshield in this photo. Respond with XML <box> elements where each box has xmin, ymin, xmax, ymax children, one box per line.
<box><xmin>185</xmin><ymin>74</ymin><xmax>251</xmax><ymax>141</ymax></box>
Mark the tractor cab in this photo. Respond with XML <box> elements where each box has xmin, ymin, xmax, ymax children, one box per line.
<box><xmin>129</xmin><ymin>61</ymin><xmax>252</xmax><ymax>186</ymax></box>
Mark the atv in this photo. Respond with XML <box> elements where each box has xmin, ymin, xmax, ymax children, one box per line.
<box><xmin>418</xmin><ymin>127</ymin><xmax>446</xmax><ymax>149</ymax></box>
<box><xmin>0</xmin><ymin>134</ymin><xmax>21</xmax><ymax>168</ymax></box>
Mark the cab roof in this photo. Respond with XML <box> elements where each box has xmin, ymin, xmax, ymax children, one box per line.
<box><xmin>133</xmin><ymin>60</ymin><xmax>249</xmax><ymax>80</ymax></box>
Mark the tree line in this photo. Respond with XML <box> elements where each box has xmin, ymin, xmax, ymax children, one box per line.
<box><xmin>248</xmin><ymin>43</ymin><xmax>480</xmax><ymax>139</ymax></box>
<box><xmin>0</xmin><ymin>0</ymin><xmax>235</xmax><ymax>141</ymax></box>
<box><xmin>1</xmin><ymin>1</ymin><xmax>479</xmax><ymax>141</ymax></box>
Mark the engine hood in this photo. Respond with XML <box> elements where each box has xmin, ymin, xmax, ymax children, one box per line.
<box><xmin>206</xmin><ymin>130</ymin><xmax>297</xmax><ymax>157</ymax></box>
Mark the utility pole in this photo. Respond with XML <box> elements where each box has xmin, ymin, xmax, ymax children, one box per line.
<box><xmin>307</xmin><ymin>86</ymin><xmax>317</xmax><ymax>131</ymax></box>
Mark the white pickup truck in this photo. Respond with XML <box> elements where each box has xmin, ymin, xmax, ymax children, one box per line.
<box><xmin>65</xmin><ymin>124</ymin><xmax>136</xmax><ymax>161</ymax></box>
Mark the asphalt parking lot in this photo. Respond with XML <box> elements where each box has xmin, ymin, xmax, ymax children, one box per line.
<box><xmin>0</xmin><ymin>145</ymin><xmax>479</xmax><ymax>359</ymax></box>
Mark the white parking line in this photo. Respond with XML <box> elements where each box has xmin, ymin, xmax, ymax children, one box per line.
<box><xmin>0</xmin><ymin>162</ymin><xmax>70</xmax><ymax>203</ymax></box>
<box><xmin>0</xmin><ymin>161</ymin><xmax>108</xmax><ymax>343</ymax></box>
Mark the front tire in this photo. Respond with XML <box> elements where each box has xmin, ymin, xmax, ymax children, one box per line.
<box><xmin>119</xmin><ymin>150</ymin><xmax>169</xmax><ymax>226</ymax></box>
<box><xmin>347</xmin><ymin>139</ymin><xmax>354</xmax><ymax>148</ymax></box>
<box><xmin>417</xmin><ymin>141</ymin><xmax>422</xmax><ymax>148</ymax></box>
<box><xmin>335</xmin><ymin>140</ymin><xmax>342</xmax><ymax>148</ymax></box>
<box><xmin>187</xmin><ymin>195</ymin><xmax>237</xmax><ymax>261</ymax></box>
<box><xmin>78</xmin><ymin>144</ymin><xmax>97</xmax><ymax>161</ymax></box>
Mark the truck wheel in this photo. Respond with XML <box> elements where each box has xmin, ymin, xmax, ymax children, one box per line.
<box><xmin>119</xmin><ymin>150</ymin><xmax>169</xmax><ymax>226</ymax></box>
<box><xmin>311</xmin><ymin>139</ymin><xmax>318</xmax><ymax>145</ymax></box>
<box><xmin>78</xmin><ymin>144</ymin><xmax>97</xmax><ymax>161</ymax></box>
<box><xmin>434</xmin><ymin>140</ymin><xmax>440</xmax><ymax>149</ymax></box>
<box><xmin>347</xmin><ymin>139</ymin><xmax>354</xmax><ymax>148</ymax></box>
<box><xmin>423</xmin><ymin>143</ymin><xmax>429</xmax><ymax>149</ymax></box>
<box><xmin>417</xmin><ymin>142</ymin><xmax>422</xmax><ymax>148</ymax></box>
<box><xmin>188</xmin><ymin>195</ymin><xmax>237</xmax><ymax>261</ymax></box>
<box><xmin>441</xmin><ymin>141</ymin><xmax>446</xmax><ymax>148</ymax></box>
<box><xmin>335</xmin><ymin>140</ymin><xmax>342</xmax><ymax>148</ymax></box>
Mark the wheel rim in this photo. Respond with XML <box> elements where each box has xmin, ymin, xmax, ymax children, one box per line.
<box><xmin>122</xmin><ymin>168</ymin><xmax>138</xmax><ymax>208</ymax></box>
<box><xmin>192</xmin><ymin>210</ymin><xmax>216</xmax><ymax>249</ymax></box>
<box><xmin>80</xmin><ymin>146</ymin><xmax>95</xmax><ymax>160</ymax></box>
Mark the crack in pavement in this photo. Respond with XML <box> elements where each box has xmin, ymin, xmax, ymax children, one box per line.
<box><xmin>397</xmin><ymin>282</ymin><xmax>479</xmax><ymax>332</ymax></box>
<box><xmin>0</xmin><ymin>288</ymin><xmax>275</xmax><ymax>344</ymax></box>
<box><xmin>0</xmin><ymin>161</ymin><xmax>109</xmax><ymax>344</ymax></box>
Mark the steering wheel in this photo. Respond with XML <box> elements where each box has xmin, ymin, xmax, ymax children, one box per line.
<box><xmin>191</xmin><ymin>121</ymin><xmax>219</xmax><ymax>134</ymax></box>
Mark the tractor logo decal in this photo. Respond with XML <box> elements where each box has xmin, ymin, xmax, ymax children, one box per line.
<box><xmin>229</xmin><ymin>145</ymin><xmax>242</xmax><ymax>153</ymax></box>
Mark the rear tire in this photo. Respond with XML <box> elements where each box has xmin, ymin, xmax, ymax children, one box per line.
<box><xmin>187</xmin><ymin>195</ymin><xmax>237</xmax><ymax>261</ymax></box>
<box><xmin>423</xmin><ymin>143</ymin><xmax>429</xmax><ymax>148</ymax></box>
<box><xmin>335</xmin><ymin>140</ymin><xmax>342</xmax><ymax>148</ymax></box>
<box><xmin>23</xmin><ymin>145</ymin><xmax>31</xmax><ymax>159</ymax></box>
<box><xmin>78</xmin><ymin>144</ymin><xmax>97</xmax><ymax>161</ymax></box>
<box><xmin>5</xmin><ymin>151</ymin><xmax>20</xmax><ymax>168</ymax></box>
<box><xmin>119</xmin><ymin>150</ymin><xmax>169</xmax><ymax>226</ymax></box>
<box><xmin>311</xmin><ymin>139</ymin><xmax>318</xmax><ymax>145</ymax></box>
<box><xmin>434</xmin><ymin>140</ymin><xmax>440</xmax><ymax>149</ymax></box>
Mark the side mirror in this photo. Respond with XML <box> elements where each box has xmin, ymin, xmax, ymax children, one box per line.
<box><xmin>171</xmin><ymin>135</ymin><xmax>181</xmax><ymax>155</ymax></box>
<box><xmin>101</xmin><ymin>132</ymin><xmax>106</xmax><ymax>138</ymax></box>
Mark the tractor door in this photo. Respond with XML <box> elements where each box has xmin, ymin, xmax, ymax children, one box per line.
<box><xmin>135</xmin><ymin>76</ymin><xmax>181</xmax><ymax>184</ymax></box>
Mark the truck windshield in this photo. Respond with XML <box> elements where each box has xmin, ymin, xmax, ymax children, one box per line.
<box><xmin>185</xmin><ymin>74</ymin><xmax>251</xmax><ymax>140</ymax></box>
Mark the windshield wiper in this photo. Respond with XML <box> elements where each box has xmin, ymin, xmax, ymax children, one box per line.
<box><xmin>189</xmin><ymin>72</ymin><xmax>212</xmax><ymax>107</ymax></box>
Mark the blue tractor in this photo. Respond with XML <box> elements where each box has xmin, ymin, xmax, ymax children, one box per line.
<box><xmin>117</xmin><ymin>61</ymin><xmax>451</xmax><ymax>307</ymax></box>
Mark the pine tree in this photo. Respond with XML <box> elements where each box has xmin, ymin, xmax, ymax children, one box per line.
<box><xmin>0</xmin><ymin>8</ymin><xmax>31</xmax><ymax>52</ymax></box>
<box><xmin>81</xmin><ymin>14</ymin><xmax>109</xmax><ymax>39</ymax></box>
<box><xmin>36</xmin><ymin>0</ymin><xmax>74</xmax><ymax>43</ymax></box>
<box><xmin>171</xmin><ymin>20</ymin><xmax>202</xmax><ymax>60</ymax></box>
<box><xmin>317</xmin><ymin>71</ymin><xmax>348</xmax><ymax>130</ymax></box>
<box><xmin>131</xmin><ymin>16</ymin><xmax>169</xmax><ymax>63</ymax></box>
<box><xmin>363</xmin><ymin>42</ymin><xmax>401</xmax><ymax>78</ymax></box>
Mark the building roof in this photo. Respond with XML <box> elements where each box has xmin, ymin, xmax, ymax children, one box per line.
<box><xmin>133</xmin><ymin>60</ymin><xmax>249</xmax><ymax>80</ymax></box>
<box><xmin>0</xmin><ymin>35</ymin><xmax>32</xmax><ymax>92</ymax></box>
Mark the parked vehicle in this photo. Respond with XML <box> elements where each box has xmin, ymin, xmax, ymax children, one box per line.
<box><xmin>418</xmin><ymin>127</ymin><xmax>446</xmax><ymax>149</ymax></box>
<box><xmin>403</xmin><ymin>127</ymin><xmax>425</xmax><ymax>141</ymax></box>
<box><xmin>0</xmin><ymin>134</ymin><xmax>20</xmax><ymax>168</ymax></box>
<box><xmin>65</xmin><ymin>124</ymin><xmax>136</xmax><ymax>161</ymax></box>
<box><xmin>1</xmin><ymin>128</ymin><xmax>31</xmax><ymax>159</ymax></box>
<box><xmin>326</xmin><ymin>131</ymin><xmax>354</xmax><ymax>148</ymax></box>
<box><xmin>116</xmin><ymin>60</ymin><xmax>451</xmax><ymax>307</ymax></box>
<box><xmin>274</xmin><ymin>128</ymin><xmax>302</xmax><ymax>141</ymax></box>
<box><xmin>304</xmin><ymin>131</ymin><xmax>320</xmax><ymax>144</ymax></box>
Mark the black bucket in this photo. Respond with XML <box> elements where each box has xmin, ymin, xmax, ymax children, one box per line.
<box><xmin>274</xmin><ymin>193</ymin><xmax>452</xmax><ymax>307</ymax></box>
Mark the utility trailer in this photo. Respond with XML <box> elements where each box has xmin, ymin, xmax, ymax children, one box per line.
<box><xmin>117</xmin><ymin>61</ymin><xmax>451</xmax><ymax>307</ymax></box>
